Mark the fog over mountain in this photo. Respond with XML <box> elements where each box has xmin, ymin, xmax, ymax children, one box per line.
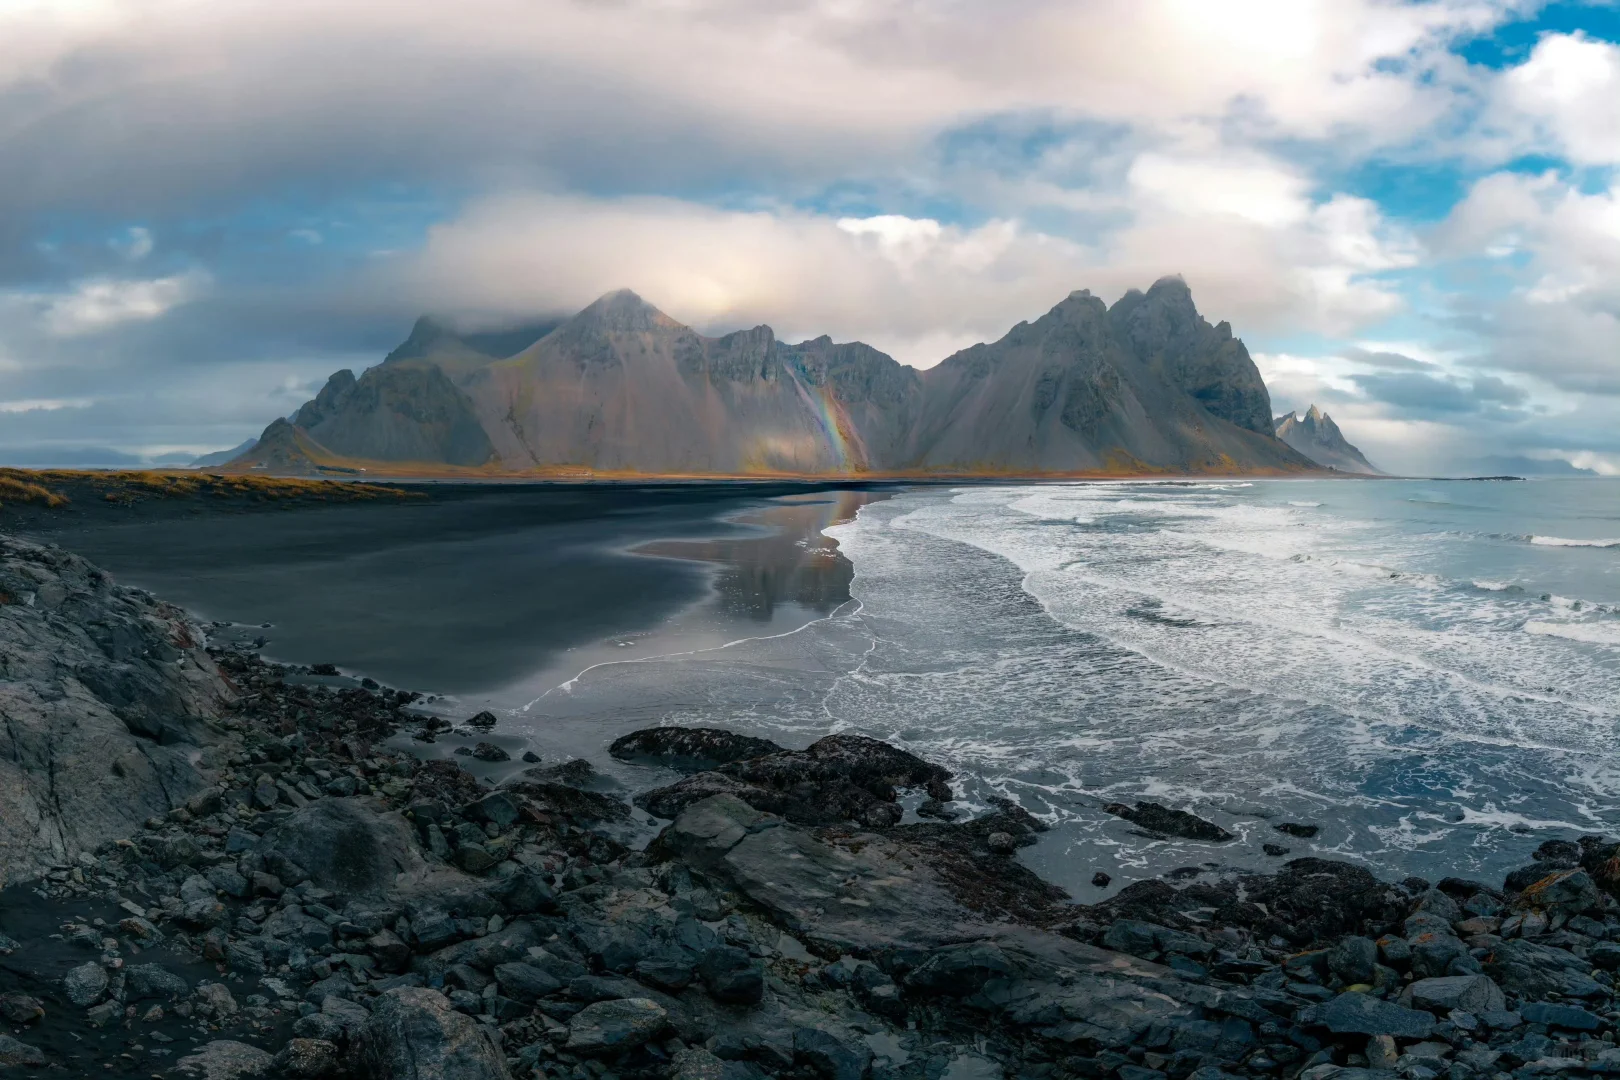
<box><xmin>230</xmin><ymin>277</ymin><xmax>1313</xmax><ymax>477</ymax></box>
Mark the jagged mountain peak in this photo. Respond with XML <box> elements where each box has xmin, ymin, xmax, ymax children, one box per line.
<box><xmin>1275</xmin><ymin>405</ymin><xmax>1379</xmax><ymax>474</ymax></box>
<box><xmin>569</xmin><ymin>288</ymin><xmax>681</xmax><ymax>333</ymax></box>
<box><xmin>385</xmin><ymin>313</ymin><xmax>562</xmax><ymax>364</ymax></box>
<box><xmin>241</xmin><ymin>280</ymin><xmax>1321</xmax><ymax>477</ymax></box>
<box><xmin>1048</xmin><ymin>289</ymin><xmax>1108</xmax><ymax>320</ymax></box>
<box><xmin>384</xmin><ymin>316</ymin><xmax>455</xmax><ymax>363</ymax></box>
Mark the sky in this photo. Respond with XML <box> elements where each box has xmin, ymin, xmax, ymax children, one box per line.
<box><xmin>0</xmin><ymin>0</ymin><xmax>1617</xmax><ymax>475</ymax></box>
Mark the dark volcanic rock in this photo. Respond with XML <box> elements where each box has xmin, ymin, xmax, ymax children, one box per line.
<box><xmin>1275</xmin><ymin>822</ymin><xmax>1319</xmax><ymax>838</ymax></box>
<box><xmin>356</xmin><ymin>986</ymin><xmax>511</xmax><ymax>1079</ymax></box>
<box><xmin>271</xmin><ymin>1038</ymin><xmax>341</xmax><ymax>1078</ymax></box>
<box><xmin>171</xmin><ymin>1040</ymin><xmax>272</xmax><ymax>1079</ymax></box>
<box><xmin>1486</xmin><ymin>938</ymin><xmax>1608</xmax><ymax>999</ymax></box>
<box><xmin>504</xmin><ymin>779</ymin><xmax>630</xmax><ymax>823</ymax></box>
<box><xmin>637</xmin><ymin>732</ymin><xmax>951</xmax><ymax>828</ymax></box>
<box><xmin>0</xmin><ymin>1035</ymin><xmax>48</xmax><ymax>1068</ymax></box>
<box><xmin>609</xmin><ymin>726</ymin><xmax>784</xmax><ymax>772</ymax></box>
<box><xmin>1312</xmin><ymin>992</ymin><xmax>1436</xmax><ymax>1039</ymax></box>
<box><xmin>565</xmin><ymin>997</ymin><xmax>668</xmax><ymax>1054</ymax></box>
<box><xmin>1104</xmin><ymin>801</ymin><xmax>1232</xmax><ymax>842</ymax></box>
<box><xmin>257</xmin><ymin>797</ymin><xmax>421</xmax><ymax>897</ymax></box>
<box><xmin>0</xmin><ymin>535</ymin><xmax>233</xmax><ymax>885</ymax></box>
<box><xmin>1405</xmin><ymin>975</ymin><xmax>1506</xmax><ymax>1014</ymax></box>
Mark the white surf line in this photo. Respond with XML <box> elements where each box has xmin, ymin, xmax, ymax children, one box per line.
<box><xmin>520</xmin><ymin>597</ymin><xmax>865</xmax><ymax>710</ymax></box>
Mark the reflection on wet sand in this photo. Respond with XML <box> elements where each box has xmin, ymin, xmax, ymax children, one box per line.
<box><xmin>632</xmin><ymin>490</ymin><xmax>889</xmax><ymax>619</ymax></box>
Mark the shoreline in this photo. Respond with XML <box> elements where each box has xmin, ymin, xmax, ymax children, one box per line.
<box><xmin>0</xmin><ymin>481</ymin><xmax>896</xmax><ymax>697</ymax></box>
<box><xmin>5</xmin><ymin>531</ymin><xmax>1620</xmax><ymax>1080</ymax></box>
<box><xmin>6</xmin><ymin>638</ymin><xmax>1620</xmax><ymax>1080</ymax></box>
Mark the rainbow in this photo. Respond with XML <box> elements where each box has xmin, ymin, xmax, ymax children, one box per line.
<box><xmin>802</xmin><ymin>382</ymin><xmax>864</xmax><ymax>473</ymax></box>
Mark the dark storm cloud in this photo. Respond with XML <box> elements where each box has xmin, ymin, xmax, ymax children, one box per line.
<box><xmin>1350</xmin><ymin>371</ymin><xmax>1533</xmax><ymax>417</ymax></box>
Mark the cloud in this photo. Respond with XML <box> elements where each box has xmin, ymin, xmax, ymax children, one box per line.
<box><xmin>1127</xmin><ymin>154</ymin><xmax>1311</xmax><ymax>228</ymax></box>
<box><xmin>0</xmin><ymin>397</ymin><xmax>93</xmax><ymax>414</ymax></box>
<box><xmin>385</xmin><ymin>186</ymin><xmax>1418</xmax><ymax>366</ymax></box>
<box><xmin>1352</xmin><ymin>371</ymin><xmax>1491</xmax><ymax>414</ymax></box>
<box><xmin>1435</xmin><ymin>169</ymin><xmax>1620</xmax><ymax>395</ymax></box>
<box><xmin>0</xmin><ymin>0</ymin><xmax>1613</xmax><ymax>475</ymax></box>
<box><xmin>0</xmin><ymin>0</ymin><xmax>1541</xmax><ymax>228</ymax></box>
<box><xmin>1497</xmin><ymin>32</ymin><xmax>1620</xmax><ymax>166</ymax></box>
<box><xmin>1338</xmin><ymin>346</ymin><xmax>1437</xmax><ymax>370</ymax></box>
<box><xmin>111</xmin><ymin>226</ymin><xmax>154</xmax><ymax>261</ymax></box>
<box><xmin>19</xmin><ymin>270</ymin><xmax>209</xmax><ymax>337</ymax></box>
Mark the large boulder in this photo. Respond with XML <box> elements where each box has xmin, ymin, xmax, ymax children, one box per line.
<box><xmin>1404</xmin><ymin>975</ymin><xmax>1506</xmax><ymax>1015</ymax></box>
<box><xmin>354</xmin><ymin>987</ymin><xmax>511</xmax><ymax>1080</ymax></box>
<box><xmin>62</xmin><ymin>960</ymin><xmax>108</xmax><ymax>1006</ymax></box>
<box><xmin>1312</xmin><ymin>992</ymin><xmax>1436</xmax><ymax>1040</ymax></box>
<box><xmin>565</xmin><ymin>998</ymin><xmax>668</xmax><ymax>1054</ymax></box>
<box><xmin>1485</xmin><ymin>938</ymin><xmax>1609</xmax><ymax>1000</ymax></box>
<box><xmin>257</xmin><ymin>798</ymin><xmax>421</xmax><ymax>898</ymax></box>
<box><xmin>1513</xmin><ymin>868</ymin><xmax>1601</xmax><ymax>916</ymax></box>
<box><xmin>651</xmin><ymin>795</ymin><xmax>986</xmax><ymax>953</ymax></box>
<box><xmin>0</xmin><ymin>1035</ymin><xmax>47</xmax><ymax>1068</ymax></box>
<box><xmin>0</xmin><ymin>536</ymin><xmax>233</xmax><ymax>886</ymax></box>
<box><xmin>172</xmin><ymin>1040</ymin><xmax>273</xmax><ymax>1080</ymax></box>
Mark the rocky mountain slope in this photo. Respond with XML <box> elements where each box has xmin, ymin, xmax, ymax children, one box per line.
<box><xmin>906</xmin><ymin>279</ymin><xmax>1300</xmax><ymax>473</ymax></box>
<box><xmin>0</xmin><ymin>536</ymin><xmax>233</xmax><ymax>886</ymax></box>
<box><xmin>230</xmin><ymin>279</ymin><xmax>1316</xmax><ymax>477</ymax></box>
<box><xmin>1275</xmin><ymin>406</ymin><xmax>1381</xmax><ymax>475</ymax></box>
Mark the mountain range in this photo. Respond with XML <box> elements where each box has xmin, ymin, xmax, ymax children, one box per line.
<box><xmin>227</xmin><ymin>277</ymin><xmax>1321</xmax><ymax>477</ymax></box>
<box><xmin>1273</xmin><ymin>406</ymin><xmax>1381</xmax><ymax>475</ymax></box>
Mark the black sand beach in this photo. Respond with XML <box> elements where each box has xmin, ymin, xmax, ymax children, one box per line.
<box><xmin>1</xmin><ymin>481</ymin><xmax>898</xmax><ymax>695</ymax></box>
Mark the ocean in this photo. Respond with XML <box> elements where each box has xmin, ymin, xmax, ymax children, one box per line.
<box><xmin>507</xmin><ymin>478</ymin><xmax>1620</xmax><ymax>898</ymax></box>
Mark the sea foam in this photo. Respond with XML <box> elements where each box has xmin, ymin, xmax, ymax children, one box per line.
<box><xmin>1530</xmin><ymin>536</ymin><xmax>1620</xmax><ymax>548</ymax></box>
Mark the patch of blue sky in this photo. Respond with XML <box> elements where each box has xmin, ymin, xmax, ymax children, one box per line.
<box><xmin>1329</xmin><ymin>158</ymin><xmax>1476</xmax><ymax>224</ymax></box>
<box><xmin>932</xmin><ymin>111</ymin><xmax>1134</xmax><ymax>177</ymax></box>
<box><xmin>1459</xmin><ymin>1</ymin><xmax>1620</xmax><ymax>68</ymax></box>
<box><xmin>178</xmin><ymin>185</ymin><xmax>459</xmax><ymax>260</ymax></box>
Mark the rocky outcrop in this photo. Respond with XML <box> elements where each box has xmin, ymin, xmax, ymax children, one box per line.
<box><xmin>608</xmin><ymin>726</ymin><xmax>785</xmax><ymax>772</ymax></box>
<box><xmin>1275</xmin><ymin>405</ymin><xmax>1381</xmax><ymax>474</ymax></box>
<box><xmin>238</xmin><ymin>281</ymin><xmax>1318</xmax><ymax>477</ymax></box>
<box><xmin>0</xmin><ymin>535</ymin><xmax>233</xmax><ymax>886</ymax></box>
<box><xmin>635</xmin><ymin>732</ymin><xmax>953</xmax><ymax>828</ymax></box>
<box><xmin>228</xmin><ymin>417</ymin><xmax>335</xmax><ymax>475</ymax></box>
<box><xmin>7</xmin><ymin>652</ymin><xmax>1620</xmax><ymax>1080</ymax></box>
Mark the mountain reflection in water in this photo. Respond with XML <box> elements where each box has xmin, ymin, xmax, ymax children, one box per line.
<box><xmin>632</xmin><ymin>490</ymin><xmax>888</xmax><ymax>620</ymax></box>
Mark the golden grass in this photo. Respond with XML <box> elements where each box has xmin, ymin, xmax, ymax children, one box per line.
<box><xmin>0</xmin><ymin>467</ymin><xmax>416</xmax><ymax>507</ymax></box>
<box><xmin>0</xmin><ymin>473</ymin><xmax>70</xmax><ymax>508</ymax></box>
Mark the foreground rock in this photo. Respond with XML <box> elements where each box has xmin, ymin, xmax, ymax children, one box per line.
<box><xmin>609</xmin><ymin>726</ymin><xmax>784</xmax><ymax>772</ymax></box>
<box><xmin>1104</xmin><ymin>799</ymin><xmax>1234</xmax><ymax>841</ymax></box>
<box><xmin>355</xmin><ymin>987</ymin><xmax>511</xmax><ymax>1079</ymax></box>
<box><xmin>0</xmin><ymin>535</ymin><xmax>234</xmax><ymax>885</ymax></box>
<box><xmin>10</xmin><ymin>539</ymin><xmax>1620</xmax><ymax>1080</ymax></box>
<box><xmin>636</xmin><ymin>732</ymin><xmax>954</xmax><ymax>827</ymax></box>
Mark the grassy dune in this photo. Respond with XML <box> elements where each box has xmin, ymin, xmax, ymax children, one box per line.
<box><xmin>0</xmin><ymin>468</ymin><xmax>417</xmax><ymax>509</ymax></box>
